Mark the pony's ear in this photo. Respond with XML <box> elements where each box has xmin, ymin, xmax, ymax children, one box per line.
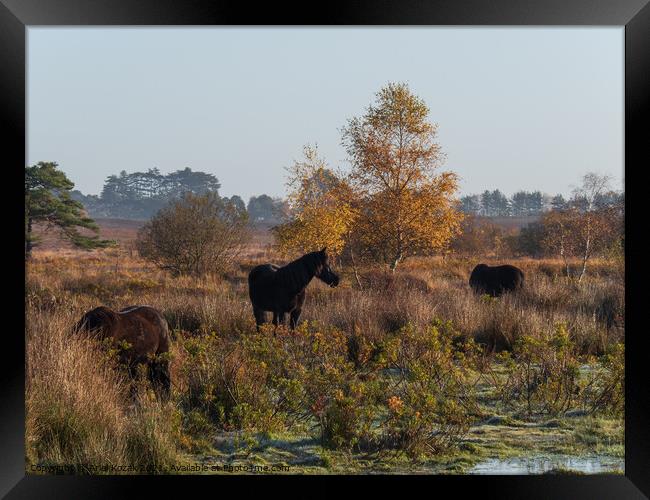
<box><xmin>320</xmin><ymin>247</ymin><xmax>327</xmax><ymax>254</ymax></box>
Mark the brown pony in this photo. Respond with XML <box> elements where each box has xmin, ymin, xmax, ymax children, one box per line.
<box><xmin>74</xmin><ymin>305</ymin><xmax>171</xmax><ymax>399</ymax></box>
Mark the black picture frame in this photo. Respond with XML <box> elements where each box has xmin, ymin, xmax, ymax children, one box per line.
<box><xmin>3</xmin><ymin>1</ymin><xmax>648</xmax><ymax>497</ymax></box>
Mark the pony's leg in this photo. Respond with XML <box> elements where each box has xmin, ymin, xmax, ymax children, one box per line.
<box><xmin>272</xmin><ymin>313</ymin><xmax>286</xmax><ymax>335</ymax></box>
<box><xmin>149</xmin><ymin>360</ymin><xmax>171</xmax><ymax>401</ymax></box>
<box><xmin>275</xmin><ymin>312</ymin><xmax>287</xmax><ymax>326</ymax></box>
<box><xmin>253</xmin><ymin>308</ymin><xmax>265</xmax><ymax>332</ymax></box>
<box><xmin>160</xmin><ymin>362</ymin><xmax>171</xmax><ymax>399</ymax></box>
<box><xmin>290</xmin><ymin>291</ymin><xmax>306</xmax><ymax>330</ymax></box>
<box><xmin>126</xmin><ymin>362</ymin><xmax>140</xmax><ymax>401</ymax></box>
<box><xmin>272</xmin><ymin>312</ymin><xmax>286</xmax><ymax>327</ymax></box>
<box><xmin>147</xmin><ymin>362</ymin><xmax>158</xmax><ymax>394</ymax></box>
<box><xmin>289</xmin><ymin>309</ymin><xmax>302</xmax><ymax>330</ymax></box>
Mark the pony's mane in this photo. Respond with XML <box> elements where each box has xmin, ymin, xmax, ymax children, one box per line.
<box><xmin>276</xmin><ymin>251</ymin><xmax>324</xmax><ymax>293</ymax></box>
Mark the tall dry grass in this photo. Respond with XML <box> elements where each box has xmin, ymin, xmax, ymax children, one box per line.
<box><xmin>26</xmin><ymin>307</ymin><xmax>128</xmax><ymax>468</ymax></box>
<box><xmin>297</xmin><ymin>258</ymin><xmax>623</xmax><ymax>354</ymax></box>
<box><xmin>26</xmin><ymin>277</ymin><xmax>181</xmax><ymax>473</ymax></box>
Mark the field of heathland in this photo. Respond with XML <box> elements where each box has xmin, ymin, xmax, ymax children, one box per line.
<box><xmin>25</xmin><ymin>219</ymin><xmax>624</xmax><ymax>475</ymax></box>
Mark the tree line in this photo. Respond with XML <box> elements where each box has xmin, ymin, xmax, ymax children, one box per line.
<box><xmin>459</xmin><ymin>189</ymin><xmax>623</xmax><ymax>217</ymax></box>
<box><xmin>71</xmin><ymin>167</ymin><xmax>287</xmax><ymax>222</ymax></box>
<box><xmin>453</xmin><ymin>173</ymin><xmax>624</xmax><ymax>281</ymax></box>
<box><xmin>25</xmin><ymin>162</ymin><xmax>286</xmax><ymax>260</ymax></box>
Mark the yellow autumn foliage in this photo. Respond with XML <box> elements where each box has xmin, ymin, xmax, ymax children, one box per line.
<box><xmin>273</xmin><ymin>145</ymin><xmax>357</xmax><ymax>258</ymax></box>
<box><xmin>275</xmin><ymin>84</ymin><xmax>463</xmax><ymax>270</ymax></box>
<box><xmin>342</xmin><ymin>83</ymin><xmax>463</xmax><ymax>270</ymax></box>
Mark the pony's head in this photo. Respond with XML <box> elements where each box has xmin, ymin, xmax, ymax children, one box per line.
<box><xmin>314</xmin><ymin>247</ymin><xmax>339</xmax><ymax>288</ymax></box>
<box><xmin>74</xmin><ymin>306</ymin><xmax>117</xmax><ymax>338</ymax></box>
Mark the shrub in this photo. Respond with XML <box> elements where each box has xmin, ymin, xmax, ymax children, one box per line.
<box><xmin>136</xmin><ymin>192</ymin><xmax>249</xmax><ymax>276</ymax></box>
<box><xmin>379</xmin><ymin>320</ymin><xmax>481</xmax><ymax>458</ymax></box>
<box><xmin>246</xmin><ymin>323</ymin><xmax>378</xmax><ymax>449</ymax></box>
<box><xmin>496</xmin><ymin>323</ymin><xmax>581</xmax><ymax>416</ymax></box>
<box><xmin>177</xmin><ymin>323</ymin><xmax>384</xmax><ymax>450</ymax></box>
<box><xmin>450</xmin><ymin>216</ymin><xmax>510</xmax><ymax>258</ymax></box>
<box><xmin>317</xmin><ymin>383</ymin><xmax>379</xmax><ymax>451</ymax></box>
<box><xmin>179</xmin><ymin>331</ymin><xmax>284</xmax><ymax>433</ymax></box>
<box><xmin>276</xmin><ymin>324</ymin><xmax>383</xmax><ymax>449</ymax></box>
<box><xmin>509</xmin><ymin>222</ymin><xmax>546</xmax><ymax>257</ymax></box>
<box><xmin>493</xmin><ymin>324</ymin><xmax>625</xmax><ymax>419</ymax></box>
<box><xmin>581</xmin><ymin>343</ymin><xmax>624</xmax><ymax>416</ymax></box>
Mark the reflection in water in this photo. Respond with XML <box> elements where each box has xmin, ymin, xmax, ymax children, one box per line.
<box><xmin>469</xmin><ymin>455</ymin><xmax>624</xmax><ymax>475</ymax></box>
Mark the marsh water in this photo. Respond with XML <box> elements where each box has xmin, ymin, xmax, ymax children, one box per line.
<box><xmin>468</xmin><ymin>455</ymin><xmax>624</xmax><ymax>475</ymax></box>
<box><xmin>192</xmin><ymin>426</ymin><xmax>624</xmax><ymax>475</ymax></box>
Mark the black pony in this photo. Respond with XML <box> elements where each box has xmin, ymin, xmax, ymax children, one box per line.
<box><xmin>469</xmin><ymin>263</ymin><xmax>524</xmax><ymax>297</ymax></box>
<box><xmin>248</xmin><ymin>248</ymin><xmax>339</xmax><ymax>330</ymax></box>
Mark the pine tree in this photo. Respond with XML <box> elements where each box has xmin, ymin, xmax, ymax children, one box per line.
<box><xmin>25</xmin><ymin>162</ymin><xmax>113</xmax><ymax>259</ymax></box>
<box><xmin>551</xmin><ymin>194</ymin><xmax>567</xmax><ymax>211</ymax></box>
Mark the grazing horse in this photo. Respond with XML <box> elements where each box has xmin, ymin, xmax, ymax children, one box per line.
<box><xmin>248</xmin><ymin>248</ymin><xmax>340</xmax><ymax>331</ymax></box>
<box><xmin>469</xmin><ymin>263</ymin><xmax>524</xmax><ymax>297</ymax></box>
<box><xmin>74</xmin><ymin>305</ymin><xmax>171</xmax><ymax>399</ymax></box>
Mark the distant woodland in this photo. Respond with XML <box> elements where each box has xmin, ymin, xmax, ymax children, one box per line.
<box><xmin>72</xmin><ymin>168</ymin><xmax>623</xmax><ymax>223</ymax></box>
<box><xmin>459</xmin><ymin>189</ymin><xmax>623</xmax><ymax>217</ymax></box>
<box><xmin>71</xmin><ymin>167</ymin><xmax>288</xmax><ymax>222</ymax></box>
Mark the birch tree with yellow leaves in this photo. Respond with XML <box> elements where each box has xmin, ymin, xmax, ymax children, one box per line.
<box><xmin>273</xmin><ymin>145</ymin><xmax>357</xmax><ymax>259</ymax></box>
<box><xmin>341</xmin><ymin>82</ymin><xmax>463</xmax><ymax>271</ymax></box>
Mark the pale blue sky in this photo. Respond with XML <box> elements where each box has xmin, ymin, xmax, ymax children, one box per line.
<box><xmin>27</xmin><ymin>27</ymin><xmax>623</xmax><ymax>201</ymax></box>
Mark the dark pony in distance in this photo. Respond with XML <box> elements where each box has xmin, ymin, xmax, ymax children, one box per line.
<box><xmin>74</xmin><ymin>305</ymin><xmax>171</xmax><ymax>399</ymax></box>
<box><xmin>469</xmin><ymin>263</ymin><xmax>524</xmax><ymax>297</ymax></box>
<box><xmin>248</xmin><ymin>248</ymin><xmax>339</xmax><ymax>330</ymax></box>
